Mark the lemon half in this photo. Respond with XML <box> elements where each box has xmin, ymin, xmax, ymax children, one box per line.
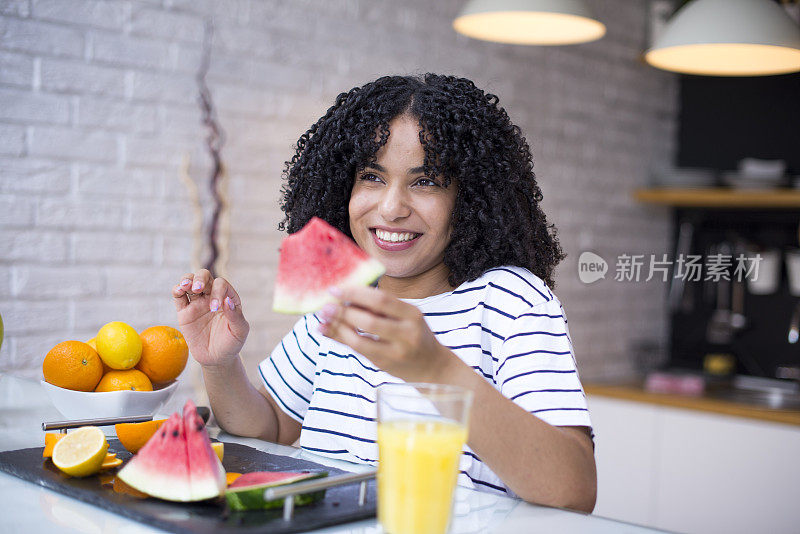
<box><xmin>52</xmin><ymin>426</ymin><xmax>109</xmax><ymax>477</ymax></box>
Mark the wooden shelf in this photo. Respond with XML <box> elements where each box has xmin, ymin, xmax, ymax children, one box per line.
<box><xmin>585</xmin><ymin>382</ymin><xmax>800</xmax><ymax>427</ymax></box>
<box><xmin>633</xmin><ymin>188</ymin><xmax>800</xmax><ymax>208</ymax></box>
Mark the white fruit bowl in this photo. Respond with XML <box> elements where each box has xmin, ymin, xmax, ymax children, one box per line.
<box><xmin>41</xmin><ymin>380</ymin><xmax>178</xmax><ymax>421</ymax></box>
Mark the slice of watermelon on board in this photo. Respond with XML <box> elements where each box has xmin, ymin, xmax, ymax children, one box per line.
<box><xmin>273</xmin><ymin>217</ymin><xmax>385</xmax><ymax>314</ymax></box>
<box><xmin>229</xmin><ymin>471</ymin><xmax>321</xmax><ymax>488</ymax></box>
<box><xmin>225</xmin><ymin>471</ymin><xmax>328</xmax><ymax>511</ymax></box>
<box><xmin>183</xmin><ymin>399</ymin><xmax>226</xmax><ymax>501</ymax></box>
<box><xmin>117</xmin><ymin>412</ymin><xmax>193</xmax><ymax>501</ymax></box>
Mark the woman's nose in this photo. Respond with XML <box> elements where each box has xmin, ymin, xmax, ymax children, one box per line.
<box><xmin>378</xmin><ymin>187</ymin><xmax>411</xmax><ymax>221</ymax></box>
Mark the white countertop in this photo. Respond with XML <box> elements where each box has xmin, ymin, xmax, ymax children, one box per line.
<box><xmin>0</xmin><ymin>374</ymin><xmax>668</xmax><ymax>534</ymax></box>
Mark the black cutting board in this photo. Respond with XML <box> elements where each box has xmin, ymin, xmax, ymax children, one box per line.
<box><xmin>0</xmin><ymin>440</ymin><xmax>376</xmax><ymax>533</ymax></box>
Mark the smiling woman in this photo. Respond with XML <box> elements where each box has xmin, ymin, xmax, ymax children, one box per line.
<box><xmin>173</xmin><ymin>74</ymin><xmax>597</xmax><ymax>513</ymax></box>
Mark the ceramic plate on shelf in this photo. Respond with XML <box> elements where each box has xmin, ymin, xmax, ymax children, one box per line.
<box><xmin>722</xmin><ymin>171</ymin><xmax>783</xmax><ymax>189</ymax></box>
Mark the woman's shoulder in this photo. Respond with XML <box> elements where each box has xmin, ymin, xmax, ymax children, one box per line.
<box><xmin>286</xmin><ymin>312</ymin><xmax>323</xmax><ymax>345</ymax></box>
<box><xmin>466</xmin><ymin>266</ymin><xmax>557</xmax><ymax>311</ymax></box>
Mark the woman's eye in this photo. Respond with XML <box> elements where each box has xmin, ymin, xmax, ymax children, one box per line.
<box><xmin>359</xmin><ymin>173</ymin><xmax>383</xmax><ymax>183</ymax></box>
<box><xmin>414</xmin><ymin>177</ymin><xmax>439</xmax><ymax>187</ymax></box>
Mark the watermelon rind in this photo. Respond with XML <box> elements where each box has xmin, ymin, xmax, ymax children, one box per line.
<box><xmin>273</xmin><ymin>256</ymin><xmax>385</xmax><ymax>315</ymax></box>
<box><xmin>224</xmin><ymin>472</ymin><xmax>328</xmax><ymax>511</ymax></box>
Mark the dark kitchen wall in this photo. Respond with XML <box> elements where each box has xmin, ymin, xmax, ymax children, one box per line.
<box><xmin>677</xmin><ymin>72</ymin><xmax>800</xmax><ymax>174</ymax></box>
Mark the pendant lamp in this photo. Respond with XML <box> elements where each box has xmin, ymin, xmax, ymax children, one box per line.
<box><xmin>453</xmin><ymin>0</ymin><xmax>606</xmax><ymax>45</ymax></box>
<box><xmin>645</xmin><ymin>0</ymin><xmax>800</xmax><ymax>76</ymax></box>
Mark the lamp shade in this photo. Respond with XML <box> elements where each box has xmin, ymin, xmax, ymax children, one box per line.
<box><xmin>453</xmin><ymin>0</ymin><xmax>606</xmax><ymax>45</ymax></box>
<box><xmin>645</xmin><ymin>0</ymin><xmax>800</xmax><ymax>76</ymax></box>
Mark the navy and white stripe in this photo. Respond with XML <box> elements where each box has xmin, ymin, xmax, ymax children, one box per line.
<box><xmin>259</xmin><ymin>265</ymin><xmax>591</xmax><ymax>498</ymax></box>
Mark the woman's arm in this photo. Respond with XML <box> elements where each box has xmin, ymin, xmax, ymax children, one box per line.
<box><xmin>201</xmin><ymin>357</ymin><xmax>301</xmax><ymax>445</ymax></box>
<box><xmin>436</xmin><ymin>348</ymin><xmax>596</xmax><ymax>511</ymax></box>
<box><xmin>173</xmin><ymin>269</ymin><xmax>301</xmax><ymax>446</ymax></box>
<box><xmin>318</xmin><ymin>285</ymin><xmax>596</xmax><ymax>512</ymax></box>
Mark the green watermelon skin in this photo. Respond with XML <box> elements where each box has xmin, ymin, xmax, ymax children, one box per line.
<box><xmin>273</xmin><ymin>217</ymin><xmax>384</xmax><ymax>315</ymax></box>
<box><xmin>225</xmin><ymin>471</ymin><xmax>328</xmax><ymax>511</ymax></box>
<box><xmin>117</xmin><ymin>412</ymin><xmax>193</xmax><ymax>501</ymax></box>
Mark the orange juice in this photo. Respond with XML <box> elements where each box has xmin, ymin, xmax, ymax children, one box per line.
<box><xmin>377</xmin><ymin>420</ymin><xmax>467</xmax><ymax>534</ymax></box>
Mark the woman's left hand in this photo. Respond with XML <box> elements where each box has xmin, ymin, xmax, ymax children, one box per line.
<box><xmin>317</xmin><ymin>286</ymin><xmax>455</xmax><ymax>383</ymax></box>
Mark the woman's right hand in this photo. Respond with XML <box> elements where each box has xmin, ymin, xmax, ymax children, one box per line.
<box><xmin>172</xmin><ymin>269</ymin><xmax>250</xmax><ymax>368</ymax></box>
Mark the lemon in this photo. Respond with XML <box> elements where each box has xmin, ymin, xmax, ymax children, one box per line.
<box><xmin>212</xmin><ymin>441</ymin><xmax>224</xmax><ymax>461</ymax></box>
<box><xmin>52</xmin><ymin>426</ymin><xmax>109</xmax><ymax>477</ymax></box>
<box><xmin>86</xmin><ymin>337</ymin><xmax>97</xmax><ymax>350</ymax></box>
<box><xmin>95</xmin><ymin>321</ymin><xmax>142</xmax><ymax>370</ymax></box>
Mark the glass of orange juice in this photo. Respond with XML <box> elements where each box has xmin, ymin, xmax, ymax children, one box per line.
<box><xmin>377</xmin><ymin>383</ymin><xmax>473</xmax><ymax>534</ymax></box>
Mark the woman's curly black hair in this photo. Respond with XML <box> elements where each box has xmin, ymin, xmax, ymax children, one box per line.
<box><xmin>279</xmin><ymin>73</ymin><xmax>565</xmax><ymax>288</ymax></box>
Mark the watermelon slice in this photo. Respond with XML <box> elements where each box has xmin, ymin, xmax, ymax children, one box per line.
<box><xmin>273</xmin><ymin>217</ymin><xmax>385</xmax><ymax>314</ymax></box>
<box><xmin>116</xmin><ymin>412</ymin><xmax>192</xmax><ymax>501</ymax></box>
<box><xmin>116</xmin><ymin>401</ymin><xmax>226</xmax><ymax>502</ymax></box>
<box><xmin>183</xmin><ymin>399</ymin><xmax>227</xmax><ymax>500</ymax></box>
<box><xmin>225</xmin><ymin>471</ymin><xmax>328</xmax><ymax>511</ymax></box>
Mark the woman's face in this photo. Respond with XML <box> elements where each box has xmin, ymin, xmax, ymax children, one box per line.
<box><xmin>348</xmin><ymin>114</ymin><xmax>457</xmax><ymax>294</ymax></box>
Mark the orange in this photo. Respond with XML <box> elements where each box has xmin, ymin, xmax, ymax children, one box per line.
<box><xmin>136</xmin><ymin>326</ymin><xmax>189</xmax><ymax>384</ymax></box>
<box><xmin>100</xmin><ymin>453</ymin><xmax>122</xmax><ymax>470</ymax></box>
<box><xmin>95</xmin><ymin>369</ymin><xmax>153</xmax><ymax>393</ymax></box>
<box><xmin>43</xmin><ymin>433</ymin><xmax>65</xmax><ymax>458</ymax></box>
<box><xmin>42</xmin><ymin>341</ymin><xmax>104</xmax><ymax>391</ymax></box>
<box><xmin>88</xmin><ymin>337</ymin><xmax>113</xmax><ymax>374</ymax></box>
<box><xmin>113</xmin><ymin>476</ymin><xmax>148</xmax><ymax>498</ymax></box>
<box><xmin>115</xmin><ymin>419</ymin><xmax>167</xmax><ymax>453</ymax></box>
<box><xmin>226</xmin><ymin>472</ymin><xmax>242</xmax><ymax>486</ymax></box>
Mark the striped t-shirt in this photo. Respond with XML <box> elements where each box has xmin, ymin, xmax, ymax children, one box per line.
<box><xmin>259</xmin><ymin>265</ymin><xmax>591</xmax><ymax>496</ymax></box>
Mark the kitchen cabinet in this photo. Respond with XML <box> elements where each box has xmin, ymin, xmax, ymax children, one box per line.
<box><xmin>588</xmin><ymin>395</ymin><xmax>800</xmax><ymax>534</ymax></box>
<box><xmin>633</xmin><ymin>189</ymin><xmax>800</xmax><ymax>378</ymax></box>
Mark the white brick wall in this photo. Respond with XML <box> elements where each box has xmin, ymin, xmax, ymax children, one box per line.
<box><xmin>0</xmin><ymin>0</ymin><xmax>676</xmax><ymax>390</ymax></box>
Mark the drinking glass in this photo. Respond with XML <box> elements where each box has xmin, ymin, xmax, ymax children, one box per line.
<box><xmin>376</xmin><ymin>383</ymin><xmax>473</xmax><ymax>534</ymax></box>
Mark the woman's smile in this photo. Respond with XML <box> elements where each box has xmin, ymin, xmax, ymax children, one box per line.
<box><xmin>371</xmin><ymin>226</ymin><xmax>421</xmax><ymax>250</ymax></box>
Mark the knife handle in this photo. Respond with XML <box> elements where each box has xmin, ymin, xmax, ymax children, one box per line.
<box><xmin>42</xmin><ymin>414</ymin><xmax>153</xmax><ymax>431</ymax></box>
<box><xmin>262</xmin><ymin>469</ymin><xmax>377</xmax><ymax>521</ymax></box>
<box><xmin>42</xmin><ymin>406</ymin><xmax>211</xmax><ymax>431</ymax></box>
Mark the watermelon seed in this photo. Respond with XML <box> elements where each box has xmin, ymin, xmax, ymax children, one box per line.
<box><xmin>196</xmin><ymin>423</ymin><xmax>203</xmax><ymax>431</ymax></box>
<box><xmin>172</xmin><ymin>430</ymin><xmax>179</xmax><ymax>438</ymax></box>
